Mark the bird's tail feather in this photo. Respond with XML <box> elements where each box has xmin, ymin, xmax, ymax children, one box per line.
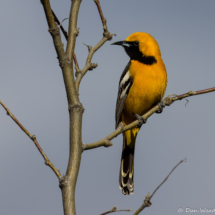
<box><xmin>119</xmin><ymin>128</ymin><xmax>139</xmax><ymax>195</ymax></box>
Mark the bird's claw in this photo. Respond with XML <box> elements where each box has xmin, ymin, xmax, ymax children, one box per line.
<box><xmin>132</xmin><ymin>112</ymin><xmax>147</xmax><ymax>127</ymax></box>
<box><xmin>156</xmin><ymin>101</ymin><xmax>165</xmax><ymax>114</ymax></box>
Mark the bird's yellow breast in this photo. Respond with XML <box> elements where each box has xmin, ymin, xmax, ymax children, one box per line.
<box><xmin>122</xmin><ymin>58</ymin><xmax>167</xmax><ymax>125</ymax></box>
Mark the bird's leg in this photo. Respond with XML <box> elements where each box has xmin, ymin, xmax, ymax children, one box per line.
<box><xmin>132</xmin><ymin>112</ymin><xmax>147</xmax><ymax>127</ymax></box>
<box><xmin>156</xmin><ymin>101</ymin><xmax>165</xmax><ymax>114</ymax></box>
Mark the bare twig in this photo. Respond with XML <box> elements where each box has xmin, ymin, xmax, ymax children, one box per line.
<box><xmin>66</xmin><ymin>1</ymin><xmax>81</xmax><ymax>62</ymax></box>
<box><xmin>52</xmin><ymin>9</ymin><xmax>68</xmax><ymax>39</ymax></box>
<box><xmin>83</xmin><ymin>42</ymin><xmax>92</xmax><ymax>52</ymax></box>
<box><xmin>163</xmin><ymin>87</ymin><xmax>215</xmax><ymax>106</ymax></box>
<box><xmin>0</xmin><ymin>100</ymin><xmax>62</xmax><ymax>179</ymax></box>
<box><xmin>83</xmin><ymin>140</ymin><xmax>113</xmax><ymax>151</ymax></box>
<box><xmin>51</xmin><ymin>9</ymin><xmax>80</xmax><ymax>70</ymax></box>
<box><xmin>150</xmin><ymin>158</ymin><xmax>186</xmax><ymax>199</ymax></box>
<box><xmin>100</xmin><ymin>206</ymin><xmax>132</xmax><ymax>215</ymax></box>
<box><xmin>94</xmin><ymin>0</ymin><xmax>108</xmax><ymax>32</ymax></box>
<box><xmin>73</xmin><ymin>52</ymin><xmax>80</xmax><ymax>70</ymax></box>
<box><xmin>75</xmin><ymin>0</ymin><xmax>114</xmax><ymax>92</ymax></box>
<box><xmin>133</xmin><ymin>159</ymin><xmax>186</xmax><ymax>215</ymax></box>
<box><xmin>76</xmin><ymin>35</ymin><xmax>113</xmax><ymax>91</ymax></box>
<box><xmin>84</xmin><ymin>86</ymin><xmax>215</xmax><ymax>150</ymax></box>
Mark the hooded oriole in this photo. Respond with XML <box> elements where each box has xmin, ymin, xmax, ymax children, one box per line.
<box><xmin>112</xmin><ymin>32</ymin><xmax>167</xmax><ymax>195</ymax></box>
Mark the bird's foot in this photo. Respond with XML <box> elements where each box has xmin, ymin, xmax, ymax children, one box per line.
<box><xmin>132</xmin><ymin>112</ymin><xmax>147</xmax><ymax>127</ymax></box>
<box><xmin>156</xmin><ymin>101</ymin><xmax>165</xmax><ymax>114</ymax></box>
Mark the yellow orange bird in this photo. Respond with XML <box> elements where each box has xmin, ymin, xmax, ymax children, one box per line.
<box><xmin>112</xmin><ymin>32</ymin><xmax>167</xmax><ymax>195</ymax></box>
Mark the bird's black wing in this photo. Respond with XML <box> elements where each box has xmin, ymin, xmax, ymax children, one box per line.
<box><xmin>115</xmin><ymin>61</ymin><xmax>133</xmax><ymax>129</ymax></box>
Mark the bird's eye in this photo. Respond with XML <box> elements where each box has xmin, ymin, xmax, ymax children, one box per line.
<box><xmin>134</xmin><ymin>41</ymin><xmax>139</xmax><ymax>46</ymax></box>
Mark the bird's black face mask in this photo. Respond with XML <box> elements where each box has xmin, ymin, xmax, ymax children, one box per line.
<box><xmin>111</xmin><ymin>40</ymin><xmax>157</xmax><ymax>65</ymax></box>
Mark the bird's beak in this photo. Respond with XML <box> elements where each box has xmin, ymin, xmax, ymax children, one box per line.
<box><xmin>111</xmin><ymin>41</ymin><xmax>131</xmax><ymax>47</ymax></box>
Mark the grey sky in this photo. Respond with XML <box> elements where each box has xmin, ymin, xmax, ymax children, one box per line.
<box><xmin>0</xmin><ymin>0</ymin><xmax>215</xmax><ymax>214</ymax></box>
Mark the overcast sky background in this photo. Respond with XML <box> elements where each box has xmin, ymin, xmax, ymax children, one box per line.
<box><xmin>0</xmin><ymin>0</ymin><xmax>215</xmax><ymax>215</ymax></box>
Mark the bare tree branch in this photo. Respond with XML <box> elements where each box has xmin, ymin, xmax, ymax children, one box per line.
<box><xmin>51</xmin><ymin>9</ymin><xmax>80</xmax><ymax>70</ymax></box>
<box><xmin>133</xmin><ymin>159</ymin><xmax>186</xmax><ymax>215</ymax></box>
<box><xmin>84</xmin><ymin>87</ymin><xmax>215</xmax><ymax>151</ymax></box>
<box><xmin>41</xmin><ymin>0</ymin><xmax>79</xmax><ymax>105</ymax></box>
<box><xmin>0</xmin><ymin>100</ymin><xmax>62</xmax><ymax>179</ymax></box>
<box><xmin>100</xmin><ymin>206</ymin><xmax>132</xmax><ymax>215</ymax></box>
<box><xmin>41</xmin><ymin>0</ymin><xmax>56</xmax><ymax>28</ymax></box>
<box><xmin>75</xmin><ymin>0</ymin><xmax>114</xmax><ymax>92</ymax></box>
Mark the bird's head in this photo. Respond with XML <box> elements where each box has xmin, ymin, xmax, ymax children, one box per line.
<box><xmin>111</xmin><ymin>32</ymin><xmax>161</xmax><ymax>64</ymax></box>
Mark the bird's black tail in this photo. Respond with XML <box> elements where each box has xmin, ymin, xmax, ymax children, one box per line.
<box><xmin>119</xmin><ymin>130</ymin><xmax>137</xmax><ymax>195</ymax></box>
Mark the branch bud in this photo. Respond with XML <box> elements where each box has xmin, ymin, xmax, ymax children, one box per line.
<box><xmin>104</xmin><ymin>140</ymin><xmax>113</xmax><ymax>148</ymax></box>
<box><xmin>75</xmin><ymin>28</ymin><xmax>80</xmax><ymax>37</ymax></box>
<box><xmin>89</xmin><ymin>63</ymin><xmax>98</xmax><ymax>71</ymax></box>
<box><xmin>103</xmin><ymin>32</ymin><xmax>115</xmax><ymax>40</ymax></box>
<box><xmin>31</xmin><ymin>135</ymin><xmax>36</xmax><ymax>141</ymax></box>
